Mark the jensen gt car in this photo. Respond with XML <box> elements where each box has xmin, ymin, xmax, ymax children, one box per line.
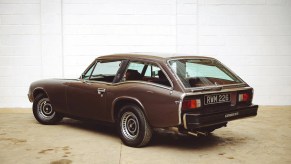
<box><xmin>28</xmin><ymin>53</ymin><xmax>258</xmax><ymax>147</ymax></box>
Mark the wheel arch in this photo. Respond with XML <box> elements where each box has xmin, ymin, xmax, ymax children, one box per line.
<box><xmin>112</xmin><ymin>96</ymin><xmax>147</xmax><ymax>123</ymax></box>
<box><xmin>32</xmin><ymin>87</ymin><xmax>49</xmax><ymax>100</ymax></box>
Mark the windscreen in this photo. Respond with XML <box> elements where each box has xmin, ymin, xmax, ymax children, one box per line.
<box><xmin>169</xmin><ymin>59</ymin><xmax>243</xmax><ymax>88</ymax></box>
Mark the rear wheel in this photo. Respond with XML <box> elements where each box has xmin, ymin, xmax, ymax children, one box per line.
<box><xmin>33</xmin><ymin>94</ymin><xmax>63</xmax><ymax>125</ymax></box>
<box><xmin>118</xmin><ymin>104</ymin><xmax>152</xmax><ymax>147</ymax></box>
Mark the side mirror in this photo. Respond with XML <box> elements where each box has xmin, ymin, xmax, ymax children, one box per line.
<box><xmin>80</xmin><ymin>73</ymin><xmax>85</xmax><ymax>79</ymax></box>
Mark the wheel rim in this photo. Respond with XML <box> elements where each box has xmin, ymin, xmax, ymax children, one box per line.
<box><xmin>37</xmin><ymin>98</ymin><xmax>55</xmax><ymax>120</ymax></box>
<box><xmin>121</xmin><ymin>111</ymin><xmax>139</xmax><ymax>140</ymax></box>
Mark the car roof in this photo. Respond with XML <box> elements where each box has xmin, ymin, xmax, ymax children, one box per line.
<box><xmin>97</xmin><ymin>52</ymin><xmax>215</xmax><ymax>62</ymax></box>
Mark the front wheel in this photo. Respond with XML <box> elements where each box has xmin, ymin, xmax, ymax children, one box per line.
<box><xmin>118</xmin><ymin>104</ymin><xmax>152</xmax><ymax>147</ymax></box>
<box><xmin>33</xmin><ymin>94</ymin><xmax>63</xmax><ymax>125</ymax></box>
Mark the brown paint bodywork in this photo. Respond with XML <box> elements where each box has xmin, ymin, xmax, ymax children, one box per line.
<box><xmin>28</xmin><ymin>53</ymin><xmax>257</xmax><ymax>129</ymax></box>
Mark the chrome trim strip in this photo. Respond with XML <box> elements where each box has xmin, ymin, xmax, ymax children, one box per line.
<box><xmin>178</xmin><ymin>93</ymin><xmax>186</xmax><ymax>125</ymax></box>
<box><xmin>83</xmin><ymin>80</ymin><xmax>112</xmax><ymax>85</ymax></box>
<box><xmin>113</xmin><ymin>81</ymin><xmax>172</xmax><ymax>90</ymax></box>
<box><xmin>183</xmin><ymin>114</ymin><xmax>188</xmax><ymax>129</ymax></box>
<box><xmin>184</xmin><ymin>87</ymin><xmax>252</xmax><ymax>96</ymax></box>
<box><xmin>189</xmin><ymin>83</ymin><xmax>246</xmax><ymax>92</ymax></box>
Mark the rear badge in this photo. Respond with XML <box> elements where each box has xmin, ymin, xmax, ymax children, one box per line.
<box><xmin>225</xmin><ymin>112</ymin><xmax>239</xmax><ymax>118</ymax></box>
<box><xmin>204</xmin><ymin>93</ymin><xmax>230</xmax><ymax>105</ymax></box>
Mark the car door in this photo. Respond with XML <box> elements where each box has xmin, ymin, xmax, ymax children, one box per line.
<box><xmin>66</xmin><ymin>60</ymin><xmax>124</xmax><ymax>121</ymax></box>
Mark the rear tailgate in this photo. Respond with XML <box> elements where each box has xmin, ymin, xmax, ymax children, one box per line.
<box><xmin>182</xmin><ymin>87</ymin><xmax>253</xmax><ymax>114</ymax></box>
<box><xmin>181</xmin><ymin>87</ymin><xmax>258</xmax><ymax>129</ymax></box>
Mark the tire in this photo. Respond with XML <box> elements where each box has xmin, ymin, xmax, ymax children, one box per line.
<box><xmin>118</xmin><ymin>104</ymin><xmax>152</xmax><ymax>147</ymax></box>
<box><xmin>33</xmin><ymin>94</ymin><xmax>63</xmax><ymax>125</ymax></box>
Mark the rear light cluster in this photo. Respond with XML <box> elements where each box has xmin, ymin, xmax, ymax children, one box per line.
<box><xmin>182</xmin><ymin>99</ymin><xmax>201</xmax><ymax>110</ymax></box>
<box><xmin>238</xmin><ymin>93</ymin><xmax>250</xmax><ymax>102</ymax></box>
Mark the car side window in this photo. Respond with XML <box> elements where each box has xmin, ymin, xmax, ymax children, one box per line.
<box><xmin>144</xmin><ymin>65</ymin><xmax>160</xmax><ymax>78</ymax></box>
<box><xmin>89</xmin><ymin>60</ymin><xmax>122</xmax><ymax>83</ymax></box>
<box><xmin>125</xmin><ymin>61</ymin><xmax>171</xmax><ymax>87</ymax></box>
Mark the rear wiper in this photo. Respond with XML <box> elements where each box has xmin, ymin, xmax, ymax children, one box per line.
<box><xmin>191</xmin><ymin>86</ymin><xmax>223</xmax><ymax>92</ymax></box>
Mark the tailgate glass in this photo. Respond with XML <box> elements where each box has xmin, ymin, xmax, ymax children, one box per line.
<box><xmin>168</xmin><ymin>59</ymin><xmax>243</xmax><ymax>88</ymax></box>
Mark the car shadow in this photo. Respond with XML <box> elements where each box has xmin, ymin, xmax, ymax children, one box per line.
<box><xmin>57</xmin><ymin>118</ymin><xmax>247</xmax><ymax>150</ymax></box>
<box><xmin>59</xmin><ymin>118</ymin><xmax>119</xmax><ymax>138</ymax></box>
<box><xmin>150</xmin><ymin>132</ymin><xmax>228</xmax><ymax>149</ymax></box>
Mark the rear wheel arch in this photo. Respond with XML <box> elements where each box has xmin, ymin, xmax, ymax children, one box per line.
<box><xmin>112</xmin><ymin>97</ymin><xmax>147</xmax><ymax>123</ymax></box>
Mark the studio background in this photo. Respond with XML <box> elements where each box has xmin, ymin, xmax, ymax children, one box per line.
<box><xmin>0</xmin><ymin>0</ymin><xmax>290</xmax><ymax>107</ymax></box>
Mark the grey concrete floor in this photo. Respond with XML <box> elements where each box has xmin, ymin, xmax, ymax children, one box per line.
<box><xmin>0</xmin><ymin>106</ymin><xmax>291</xmax><ymax>164</ymax></box>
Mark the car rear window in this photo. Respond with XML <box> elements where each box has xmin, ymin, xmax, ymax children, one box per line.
<box><xmin>168</xmin><ymin>59</ymin><xmax>243</xmax><ymax>88</ymax></box>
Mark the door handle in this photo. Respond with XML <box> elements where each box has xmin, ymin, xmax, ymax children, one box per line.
<box><xmin>97</xmin><ymin>88</ymin><xmax>106</xmax><ymax>94</ymax></box>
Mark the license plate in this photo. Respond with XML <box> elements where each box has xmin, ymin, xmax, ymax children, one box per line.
<box><xmin>204</xmin><ymin>93</ymin><xmax>230</xmax><ymax>105</ymax></box>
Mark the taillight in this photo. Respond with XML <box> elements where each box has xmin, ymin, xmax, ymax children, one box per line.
<box><xmin>238</xmin><ymin>93</ymin><xmax>250</xmax><ymax>102</ymax></box>
<box><xmin>182</xmin><ymin>99</ymin><xmax>201</xmax><ymax>110</ymax></box>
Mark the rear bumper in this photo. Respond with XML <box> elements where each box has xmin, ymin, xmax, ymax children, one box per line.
<box><xmin>183</xmin><ymin>105</ymin><xmax>258</xmax><ymax>129</ymax></box>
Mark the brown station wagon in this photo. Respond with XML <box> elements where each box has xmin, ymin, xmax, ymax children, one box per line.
<box><xmin>28</xmin><ymin>53</ymin><xmax>258</xmax><ymax>147</ymax></box>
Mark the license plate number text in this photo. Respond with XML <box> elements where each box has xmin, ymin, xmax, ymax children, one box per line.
<box><xmin>204</xmin><ymin>93</ymin><xmax>230</xmax><ymax>105</ymax></box>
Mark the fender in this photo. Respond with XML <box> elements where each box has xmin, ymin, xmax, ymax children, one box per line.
<box><xmin>111</xmin><ymin>96</ymin><xmax>147</xmax><ymax>122</ymax></box>
<box><xmin>32</xmin><ymin>87</ymin><xmax>49</xmax><ymax>101</ymax></box>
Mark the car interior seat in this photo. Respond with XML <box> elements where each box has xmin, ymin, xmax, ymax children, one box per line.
<box><xmin>126</xmin><ymin>69</ymin><xmax>141</xmax><ymax>81</ymax></box>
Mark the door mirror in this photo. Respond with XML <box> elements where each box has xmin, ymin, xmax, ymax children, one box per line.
<box><xmin>80</xmin><ymin>73</ymin><xmax>85</xmax><ymax>79</ymax></box>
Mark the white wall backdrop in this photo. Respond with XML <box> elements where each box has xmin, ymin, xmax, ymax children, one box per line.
<box><xmin>0</xmin><ymin>0</ymin><xmax>290</xmax><ymax>107</ymax></box>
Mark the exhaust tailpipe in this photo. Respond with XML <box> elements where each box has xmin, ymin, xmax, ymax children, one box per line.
<box><xmin>187</xmin><ymin>131</ymin><xmax>209</xmax><ymax>137</ymax></box>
